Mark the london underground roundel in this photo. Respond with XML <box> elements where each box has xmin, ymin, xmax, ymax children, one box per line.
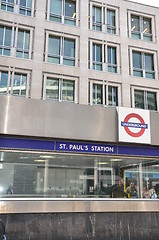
<box><xmin>118</xmin><ymin>107</ymin><xmax>151</xmax><ymax>144</ymax></box>
<box><xmin>123</xmin><ymin>113</ymin><xmax>146</xmax><ymax>138</ymax></box>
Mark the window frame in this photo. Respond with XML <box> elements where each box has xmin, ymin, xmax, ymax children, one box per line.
<box><xmin>129</xmin><ymin>47</ymin><xmax>157</xmax><ymax>80</ymax></box>
<box><xmin>0</xmin><ymin>0</ymin><xmax>35</xmax><ymax>17</ymax></box>
<box><xmin>131</xmin><ymin>86</ymin><xmax>158</xmax><ymax>111</ymax></box>
<box><xmin>0</xmin><ymin>22</ymin><xmax>33</xmax><ymax>60</ymax></box>
<box><xmin>89</xmin><ymin>79</ymin><xmax>121</xmax><ymax>107</ymax></box>
<box><xmin>128</xmin><ymin>11</ymin><xmax>155</xmax><ymax>42</ymax></box>
<box><xmin>46</xmin><ymin>0</ymin><xmax>79</xmax><ymax>27</ymax></box>
<box><xmin>89</xmin><ymin>39</ymin><xmax>120</xmax><ymax>73</ymax></box>
<box><xmin>0</xmin><ymin>66</ymin><xmax>30</xmax><ymax>97</ymax></box>
<box><xmin>45</xmin><ymin>31</ymin><xmax>78</xmax><ymax>67</ymax></box>
<box><xmin>89</xmin><ymin>2</ymin><xmax>119</xmax><ymax>35</ymax></box>
<box><xmin>43</xmin><ymin>73</ymin><xmax>78</xmax><ymax>103</ymax></box>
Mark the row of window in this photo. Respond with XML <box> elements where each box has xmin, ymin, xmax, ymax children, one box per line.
<box><xmin>0</xmin><ymin>69</ymin><xmax>158</xmax><ymax>111</ymax></box>
<box><xmin>0</xmin><ymin>0</ymin><xmax>155</xmax><ymax>43</ymax></box>
<box><xmin>0</xmin><ymin>24</ymin><xmax>157</xmax><ymax>80</ymax></box>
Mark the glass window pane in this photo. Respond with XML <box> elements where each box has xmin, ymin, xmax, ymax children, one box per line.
<box><xmin>0</xmin><ymin>27</ymin><xmax>4</xmax><ymax>45</ymax></box>
<box><xmin>145</xmin><ymin>54</ymin><xmax>154</xmax><ymax>71</ymax></box>
<box><xmin>64</xmin><ymin>38</ymin><xmax>75</xmax><ymax>58</ymax></box>
<box><xmin>62</xmin><ymin>80</ymin><xmax>75</xmax><ymax>102</ymax></box>
<box><xmin>108</xmin><ymin>47</ymin><xmax>116</xmax><ymax>64</ymax></box>
<box><xmin>133</xmin><ymin>51</ymin><xmax>142</xmax><ymax>69</ymax></box>
<box><xmin>13</xmin><ymin>74</ymin><xmax>21</xmax><ymax>95</ymax></box>
<box><xmin>108</xmin><ymin>86</ymin><xmax>118</xmax><ymax>106</ymax></box>
<box><xmin>107</xmin><ymin>9</ymin><xmax>115</xmax><ymax>26</ymax></box>
<box><xmin>48</xmin><ymin>36</ymin><xmax>60</xmax><ymax>55</ymax></box>
<box><xmin>134</xmin><ymin>90</ymin><xmax>144</xmax><ymax>109</ymax></box>
<box><xmin>143</xmin><ymin>18</ymin><xmax>151</xmax><ymax>34</ymax></box>
<box><xmin>46</xmin><ymin>78</ymin><xmax>59</xmax><ymax>100</ymax></box>
<box><xmin>147</xmin><ymin>92</ymin><xmax>157</xmax><ymax>111</ymax></box>
<box><xmin>93</xmin><ymin>83</ymin><xmax>103</xmax><ymax>105</ymax></box>
<box><xmin>24</xmin><ymin>31</ymin><xmax>30</xmax><ymax>50</ymax></box>
<box><xmin>131</xmin><ymin>15</ymin><xmax>140</xmax><ymax>32</ymax></box>
<box><xmin>50</xmin><ymin>0</ymin><xmax>62</xmax><ymax>15</ymax></box>
<box><xmin>5</xmin><ymin>27</ymin><xmax>12</xmax><ymax>46</ymax></box>
<box><xmin>0</xmin><ymin>72</ymin><xmax>8</xmax><ymax>94</ymax></box>
<box><xmin>17</xmin><ymin>30</ymin><xmax>24</xmax><ymax>49</ymax></box>
<box><xmin>65</xmin><ymin>0</ymin><xmax>76</xmax><ymax>18</ymax></box>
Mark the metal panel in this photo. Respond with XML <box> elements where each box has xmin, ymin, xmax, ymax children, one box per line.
<box><xmin>1</xmin><ymin>199</ymin><xmax>159</xmax><ymax>214</ymax></box>
<box><xmin>0</xmin><ymin>95</ymin><xmax>117</xmax><ymax>142</ymax></box>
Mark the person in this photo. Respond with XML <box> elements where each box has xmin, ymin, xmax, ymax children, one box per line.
<box><xmin>0</xmin><ymin>219</ymin><xmax>6</xmax><ymax>240</ymax></box>
<box><xmin>142</xmin><ymin>186</ymin><xmax>150</xmax><ymax>198</ymax></box>
<box><xmin>150</xmin><ymin>188</ymin><xmax>157</xmax><ymax>199</ymax></box>
<box><xmin>126</xmin><ymin>182</ymin><xmax>137</xmax><ymax>198</ymax></box>
<box><xmin>6</xmin><ymin>184</ymin><xmax>14</xmax><ymax>194</ymax></box>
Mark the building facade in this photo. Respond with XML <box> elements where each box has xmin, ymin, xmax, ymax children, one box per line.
<box><xmin>1</xmin><ymin>0</ymin><xmax>159</xmax><ymax>239</ymax></box>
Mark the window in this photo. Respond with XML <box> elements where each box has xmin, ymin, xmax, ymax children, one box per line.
<box><xmin>0</xmin><ymin>0</ymin><xmax>35</xmax><ymax>16</ymax></box>
<box><xmin>0</xmin><ymin>25</ymin><xmax>12</xmax><ymax>56</ymax></box>
<box><xmin>93</xmin><ymin>83</ymin><xmax>103</xmax><ymax>105</ymax></box>
<box><xmin>108</xmin><ymin>86</ymin><xmax>118</xmax><ymax>106</ymax></box>
<box><xmin>107</xmin><ymin>9</ymin><xmax>116</xmax><ymax>34</ymax></box>
<box><xmin>16</xmin><ymin>29</ymin><xmax>30</xmax><ymax>59</ymax></box>
<box><xmin>90</xmin><ymin>81</ymin><xmax>119</xmax><ymax>107</ymax></box>
<box><xmin>46</xmin><ymin>34</ymin><xmax>76</xmax><ymax>66</ymax></box>
<box><xmin>134</xmin><ymin>89</ymin><xmax>157</xmax><ymax>111</ymax></box>
<box><xmin>48</xmin><ymin>0</ymin><xmax>77</xmax><ymax>26</ymax></box>
<box><xmin>19</xmin><ymin>0</ymin><xmax>32</xmax><ymax>16</ymax></box>
<box><xmin>92</xmin><ymin>6</ymin><xmax>102</xmax><ymax>31</ymax></box>
<box><xmin>132</xmin><ymin>51</ymin><xmax>155</xmax><ymax>79</ymax></box>
<box><xmin>90</xmin><ymin>40</ymin><xmax>119</xmax><ymax>73</ymax></box>
<box><xmin>107</xmin><ymin>46</ymin><xmax>117</xmax><ymax>73</ymax></box>
<box><xmin>46</xmin><ymin>78</ymin><xmax>75</xmax><ymax>102</ymax></box>
<box><xmin>1</xmin><ymin>0</ymin><xmax>14</xmax><ymax>12</ymax></box>
<box><xmin>0</xmin><ymin>24</ymin><xmax>33</xmax><ymax>59</ymax></box>
<box><xmin>130</xmin><ymin>14</ymin><xmax>153</xmax><ymax>41</ymax></box>
<box><xmin>0</xmin><ymin>68</ymin><xmax>30</xmax><ymax>97</ymax></box>
<box><xmin>93</xmin><ymin>43</ymin><xmax>102</xmax><ymax>71</ymax></box>
<box><xmin>90</xmin><ymin>3</ymin><xmax>118</xmax><ymax>35</ymax></box>
<box><xmin>43</xmin><ymin>74</ymin><xmax>78</xmax><ymax>103</ymax></box>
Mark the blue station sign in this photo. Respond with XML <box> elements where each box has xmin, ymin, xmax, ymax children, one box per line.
<box><xmin>56</xmin><ymin>141</ymin><xmax>117</xmax><ymax>154</ymax></box>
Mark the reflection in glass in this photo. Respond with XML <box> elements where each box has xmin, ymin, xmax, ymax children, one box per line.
<box><xmin>131</xmin><ymin>15</ymin><xmax>140</xmax><ymax>39</ymax></box>
<box><xmin>0</xmin><ymin>71</ymin><xmax>8</xmax><ymax>94</ymax></box>
<box><xmin>108</xmin><ymin>86</ymin><xmax>118</xmax><ymax>106</ymax></box>
<box><xmin>134</xmin><ymin>90</ymin><xmax>144</xmax><ymax>109</ymax></box>
<box><xmin>62</xmin><ymin>80</ymin><xmax>75</xmax><ymax>102</ymax></box>
<box><xmin>134</xmin><ymin>90</ymin><xmax>157</xmax><ymax>111</ymax></box>
<box><xmin>46</xmin><ymin>78</ymin><xmax>59</xmax><ymax>100</ymax></box>
<box><xmin>93</xmin><ymin>83</ymin><xmax>103</xmax><ymax>105</ymax></box>
<box><xmin>46</xmin><ymin>78</ymin><xmax>75</xmax><ymax>102</ymax></box>
<box><xmin>13</xmin><ymin>73</ymin><xmax>27</xmax><ymax>96</ymax></box>
<box><xmin>131</xmin><ymin>15</ymin><xmax>152</xmax><ymax>41</ymax></box>
<box><xmin>147</xmin><ymin>92</ymin><xmax>157</xmax><ymax>111</ymax></box>
<box><xmin>1</xmin><ymin>150</ymin><xmax>159</xmax><ymax>199</ymax></box>
<box><xmin>50</xmin><ymin>0</ymin><xmax>76</xmax><ymax>25</ymax></box>
<box><xmin>65</xmin><ymin>0</ymin><xmax>76</xmax><ymax>25</ymax></box>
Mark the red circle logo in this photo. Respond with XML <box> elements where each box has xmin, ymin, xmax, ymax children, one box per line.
<box><xmin>124</xmin><ymin>113</ymin><xmax>145</xmax><ymax>137</ymax></box>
